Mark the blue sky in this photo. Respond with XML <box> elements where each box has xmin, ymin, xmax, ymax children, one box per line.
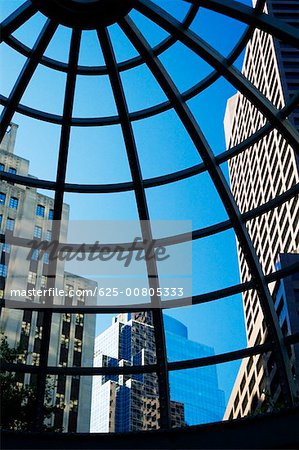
<box><xmin>0</xmin><ymin>0</ymin><xmax>253</xmax><ymax>410</ymax></box>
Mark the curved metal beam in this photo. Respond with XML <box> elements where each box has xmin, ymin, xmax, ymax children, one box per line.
<box><xmin>0</xmin><ymin>0</ymin><xmax>38</xmax><ymax>44</ymax></box>
<box><xmin>182</xmin><ymin>0</ymin><xmax>299</xmax><ymax>49</ymax></box>
<box><xmin>1</xmin><ymin>182</ymin><xmax>297</xmax><ymax>251</ymax></box>
<box><xmin>0</xmin><ymin>341</ymin><xmax>275</xmax><ymax>375</ymax></box>
<box><xmin>120</xmin><ymin>13</ymin><xmax>297</xmax><ymax>406</ymax></box>
<box><xmin>0</xmin><ymin>19</ymin><xmax>58</xmax><ymax>141</ymax></box>
<box><xmin>1</xmin><ymin>3</ymin><xmax>198</xmax><ymax>75</ymax></box>
<box><xmin>5</xmin><ymin>335</ymin><xmax>299</xmax><ymax>376</ymax></box>
<box><xmin>0</xmin><ymin>1</ymin><xmax>266</xmax><ymax>126</ymax></box>
<box><xmin>2</xmin><ymin>258</ymin><xmax>298</xmax><ymax>314</ymax></box>
<box><xmin>134</xmin><ymin>0</ymin><xmax>299</xmax><ymax>153</ymax></box>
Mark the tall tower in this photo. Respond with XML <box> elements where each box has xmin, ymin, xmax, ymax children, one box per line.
<box><xmin>0</xmin><ymin>125</ymin><xmax>96</xmax><ymax>432</ymax></box>
<box><xmin>90</xmin><ymin>312</ymin><xmax>225</xmax><ymax>431</ymax></box>
<box><xmin>223</xmin><ymin>0</ymin><xmax>299</xmax><ymax>419</ymax></box>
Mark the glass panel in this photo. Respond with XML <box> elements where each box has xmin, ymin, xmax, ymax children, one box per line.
<box><xmin>187</xmin><ymin>77</ymin><xmax>239</xmax><ymax>155</ymax></box>
<box><xmin>73</xmin><ymin>75</ymin><xmax>118</xmax><ymax>117</ymax></box>
<box><xmin>191</xmin><ymin>229</ymin><xmax>240</xmax><ymax>294</ymax></box>
<box><xmin>159</xmin><ymin>41</ymin><xmax>212</xmax><ymax>92</ymax></box>
<box><xmin>1</xmin><ymin>116</ymin><xmax>60</xmax><ymax>181</ymax></box>
<box><xmin>109</xmin><ymin>24</ymin><xmax>139</xmax><ymax>62</ymax></box>
<box><xmin>44</xmin><ymin>25</ymin><xmax>72</xmax><ymax>63</ymax></box>
<box><xmin>12</xmin><ymin>12</ymin><xmax>47</xmax><ymax>49</ymax></box>
<box><xmin>0</xmin><ymin>0</ymin><xmax>24</xmax><ymax>21</ymax></box>
<box><xmin>133</xmin><ymin>109</ymin><xmax>202</xmax><ymax>179</ymax></box>
<box><xmin>129</xmin><ymin>10</ymin><xmax>169</xmax><ymax>48</ymax></box>
<box><xmin>21</xmin><ymin>64</ymin><xmax>67</xmax><ymax>116</ymax></box>
<box><xmin>164</xmin><ymin>293</ymin><xmax>248</xmax><ymax>361</ymax></box>
<box><xmin>120</xmin><ymin>63</ymin><xmax>168</xmax><ymax>112</ymax></box>
<box><xmin>169</xmin><ymin>365</ymin><xmax>226</xmax><ymax>426</ymax></box>
<box><xmin>0</xmin><ymin>43</ymin><xmax>27</xmax><ymax>97</ymax></box>
<box><xmin>146</xmin><ymin>174</ymin><xmax>228</xmax><ymax>229</ymax></box>
<box><xmin>190</xmin><ymin>9</ymin><xmax>248</xmax><ymax>57</ymax></box>
<box><xmin>169</xmin><ymin>353</ymin><xmax>290</xmax><ymax>427</ymax></box>
<box><xmin>78</xmin><ymin>30</ymin><xmax>105</xmax><ymax>66</ymax></box>
<box><xmin>66</xmin><ymin>125</ymin><xmax>132</xmax><ymax>184</ymax></box>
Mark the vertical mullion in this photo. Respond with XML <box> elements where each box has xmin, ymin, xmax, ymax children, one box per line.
<box><xmin>97</xmin><ymin>26</ymin><xmax>171</xmax><ymax>430</ymax></box>
<box><xmin>34</xmin><ymin>28</ymin><xmax>81</xmax><ymax>431</ymax></box>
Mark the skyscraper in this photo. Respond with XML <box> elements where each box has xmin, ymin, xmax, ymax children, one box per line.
<box><xmin>223</xmin><ymin>0</ymin><xmax>299</xmax><ymax>419</ymax></box>
<box><xmin>90</xmin><ymin>312</ymin><xmax>225</xmax><ymax>431</ymax></box>
<box><xmin>164</xmin><ymin>315</ymin><xmax>225</xmax><ymax>425</ymax></box>
<box><xmin>0</xmin><ymin>124</ymin><xmax>96</xmax><ymax>432</ymax></box>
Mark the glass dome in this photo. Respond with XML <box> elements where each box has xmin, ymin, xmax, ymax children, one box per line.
<box><xmin>0</xmin><ymin>0</ymin><xmax>298</xmax><ymax>440</ymax></box>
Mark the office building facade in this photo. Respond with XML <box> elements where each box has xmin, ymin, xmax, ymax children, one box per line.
<box><xmin>223</xmin><ymin>0</ymin><xmax>299</xmax><ymax>419</ymax></box>
<box><xmin>0</xmin><ymin>124</ymin><xmax>96</xmax><ymax>432</ymax></box>
<box><xmin>90</xmin><ymin>312</ymin><xmax>225</xmax><ymax>431</ymax></box>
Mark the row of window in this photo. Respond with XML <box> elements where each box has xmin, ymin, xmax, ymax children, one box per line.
<box><xmin>0</xmin><ymin>193</ymin><xmax>54</xmax><ymax>219</ymax></box>
<box><xmin>30</xmin><ymin>249</ymin><xmax>49</xmax><ymax>264</ymax></box>
<box><xmin>36</xmin><ymin>204</ymin><xmax>53</xmax><ymax>219</ymax></box>
<box><xmin>28</xmin><ymin>272</ymin><xmax>49</xmax><ymax>286</ymax></box>
<box><xmin>0</xmin><ymin>216</ymin><xmax>55</xmax><ymax>241</ymax></box>
<box><xmin>0</xmin><ymin>164</ymin><xmax>16</xmax><ymax>174</ymax></box>
<box><xmin>0</xmin><ymin>215</ymin><xmax>15</xmax><ymax>231</ymax></box>
<box><xmin>0</xmin><ymin>192</ymin><xmax>19</xmax><ymax>209</ymax></box>
<box><xmin>0</xmin><ymin>263</ymin><xmax>7</xmax><ymax>277</ymax></box>
<box><xmin>34</xmin><ymin>225</ymin><xmax>52</xmax><ymax>241</ymax></box>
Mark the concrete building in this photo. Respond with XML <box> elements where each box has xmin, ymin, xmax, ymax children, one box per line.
<box><xmin>90</xmin><ymin>312</ymin><xmax>225</xmax><ymax>432</ymax></box>
<box><xmin>223</xmin><ymin>0</ymin><xmax>299</xmax><ymax>419</ymax></box>
<box><xmin>0</xmin><ymin>124</ymin><xmax>96</xmax><ymax>432</ymax></box>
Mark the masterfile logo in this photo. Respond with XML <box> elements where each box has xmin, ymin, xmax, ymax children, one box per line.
<box><xmin>4</xmin><ymin>220</ymin><xmax>192</xmax><ymax>309</ymax></box>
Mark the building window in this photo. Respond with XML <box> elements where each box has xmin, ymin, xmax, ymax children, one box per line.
<box><xmin>43</xmin><ymin>252</ymin><xmax>49</xmax><ymax>264</ymax></box>
<box><xmin>60</xmin><ymin>335</ymin><xmax>69</xmax><ymax>349</ymax></box>
<box><xmin>0</xmin><ymin>264</ymin><xmax>8</xmax><ymax>277</ymax></box>
<box><xmin>34</xmin><ymin>225</ymin><xmax>42</xmax><ymax>239</ymax></box>
<box><xmin>6</xmin><ymin>218</ymin><xmax>15</xmax><ymax>231</ymax></box>
<box><xmin>66</xmin><ymin>285</ymin><xmax>74</xmax><ymax>297</ymax></box>
<box><xmin>36</xmin><ymin>204</ymin><xmax>45</xmax><ymax>217</ymax></box>
<box><xmin>8</xmin><ymin>167</ymin><xmax>16</xmax><ymax>174</ymax></box>
<box><xmin>41</xmin><ymin>276</ymin><xmax>47</xmax><ymax>288</ymax></box>
<box><xmin>9</xmin><ymin>196</ymin><xmax>18</xmax><ymax>209</ymax></box>
<box><xmin>1</xmin><ymin>243</ymin><xmax>11</xmax><ymax>253</ymax></box>
<box><xmin>0</xmin><ymin>215</ymin><xmax>2</xmax><ymax>226</ymax></box>
<box><xmin>0</xmin><ymin>193</ymin><xmax>6</xmax><ymax>205</ymax></box>
<box><xmin>74</xmin><ymin>339</ymin><xmax>82</xmax><ymax>352</ymax></box>
<box><xmin>242</xmin><ymin>393</ymin><xmax>248</xmax><ymax>412</ymax></box>
<box><xmin>48</xmin><ymin>209</ymin><xmax>54</xmax><ymax>220</ymax></box>
<box><xmin>28</xmin><ymin>271</ymin><xmax>37</xmax><ymax>285</ymax></box>
<box><xmin>234</xmin><ymin>393</ymin><xmax>240</xmax><ymax>411</ymax></box>
<box><xmin>31</xmin><ymin>249</ymin><xmax>40</xmax><ymax>261</ymax></box>
<box><xmin>46</xmin><ymin>230</ymin><xmax>52</xmax><ymax>241</ymax></box>
<box><xmin>0</xmin><ymin>164</ymin><xmax>4</xmax><ymax>172</ymax></box>
<box><xmin>240</xmin><ymin>374</ymin><xmax>246</xmax><ymax>392</ymax></box>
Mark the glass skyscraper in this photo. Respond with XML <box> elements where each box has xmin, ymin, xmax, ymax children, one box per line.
<box><xmin>165</xmin><ymin>315</ymin><xmax>225</xmax><ymax>425</ymax></box>
<box><xmin>90</xmin><ymin>312</ymin><xmax>225</xmax><ymax>431</ymax></box>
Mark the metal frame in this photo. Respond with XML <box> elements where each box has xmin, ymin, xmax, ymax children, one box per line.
<box><xmin>0</xmin><ymin>0</ymin><xmax>299</xmax><ymax>434</ymax></box>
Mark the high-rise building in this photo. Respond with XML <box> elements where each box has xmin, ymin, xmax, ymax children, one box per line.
<box><xmin>90</xmin><ymin>312</ymin><xmax>225</xmax><ymax>431</ymax></box>
<box><xmin>223</xmin><ymin>0</ymin><xmax>299</xmax><ymax>419</ymax></box>
<box><xmin>164</xmin><ymin>315</ymin><xmax>225</xmax><ymax>425</ymax></box>
<box><xmin>0</xmin><ymin>124</ymin><xmax>96</xmax><ymax>432</ymax></box>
